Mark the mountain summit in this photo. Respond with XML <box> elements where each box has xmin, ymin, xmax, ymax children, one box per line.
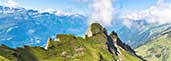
<box><xmin>85</xmin><ymin>23</ymin><xmax>107</xmax><ymax>37</ymax></box>
<box><xmin>0</xmin><ymin>23</ymin><xmax>144</xmax><ymax>61</ymax></box>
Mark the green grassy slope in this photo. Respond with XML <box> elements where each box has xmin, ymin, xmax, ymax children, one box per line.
<box><xmin>0</xmin><ymin>56</ymin><xmax>9</xmax><ymax>61</ymax></box>
<box><xmin>136</xmin><ymin>33</ymin><xmax>171</xmax><ymax>61</ymax></box>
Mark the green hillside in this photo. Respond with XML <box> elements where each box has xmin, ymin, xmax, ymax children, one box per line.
<box><xmin>136</xmin><ymin>32</ymin><xmax>171</xmax><ymax>61</ymax></box>
<box><xmin>0</xmin><ymin>23</ymin><xmax>143</xmax><ymax>61</ymax></box>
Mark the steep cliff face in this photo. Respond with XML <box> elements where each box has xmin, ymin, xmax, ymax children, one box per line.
<box><xmin>0</xmin><ymin>23</ymin><xmax>143</xmax><ymax>61</ymax></box>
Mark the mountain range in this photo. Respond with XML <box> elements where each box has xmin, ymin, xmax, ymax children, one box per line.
<box><xmin>0</xmin><ymin>23</ymin><xmax>145</xmax><ymax>61</ymax></box>
<box><xmin>1</xmin><ymin>5</ymin><xmax>171</xmax><ymax>61</ymax></box>
<box><xmin>1</xmin><ymin>5</ymin><xmax>171</xmax><ymax>49</ymax></box>
<box><xmin>0</xmin><ymin>6</ymin><xmax>87</xmax><ymax>48</ymax></box>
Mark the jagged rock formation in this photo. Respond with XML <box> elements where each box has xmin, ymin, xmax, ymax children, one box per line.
<box><xmin>85</xmin><ymin>23</ymin><xmax>107</xmax><ymax>37</ymax></box>
<box><xmin>0</xmin><ymin>23</ymin><xmax>144</xmax><ymax>61</ymax></box>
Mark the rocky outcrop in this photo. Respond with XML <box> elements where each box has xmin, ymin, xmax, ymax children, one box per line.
<box><xmin>85</xmin><ymin>23</ymin><xmax>136</xmax><ymax>55</ymax></box>
<box><xmin>85</xmin><ymin>23</ymin><xmax>144</xmax><ymax>61</ymax></box>
<box><xmin>45</xmin><ymin>38</ymin><xmax>52</xmax><ymax>50</ymax></box>
<box><xmin>110</xmin><ymin>31</ymin><xmax>136</xmax><ymax>55</ymax></box>
<box><xmin>85</xmin><ymin>23</ymin><xmax>107</xmax><ymax>37</ymax></box>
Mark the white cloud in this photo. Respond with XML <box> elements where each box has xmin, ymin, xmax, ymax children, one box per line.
<box><xmin>88</xmin><ymin>0</ymin><xmax>114</xmax><ymax>26</ymax></box>
<box><xmin>39</xmin><ymin>9</ymin><xmax>56</xmax><ymax>13</ymax></box>
<box><xmin>54</xmin><ymin>10</ymin><xmax>75</xmax><ymax>16</ymax></box>
<box><xmin>0</xmin><ymin>1</ymin><xmax>2</xmax><ymax>5</ymax></box>
<box><xmin>73</xmin><ymin>0</ymin><xmax>90</xmax><ymax>3</ymax></box>
<box><xmin>39</xmin><ymin>9</ymin><xmax>75</xmax><ymax>16</ymax></box>
<box><xmin>4</xmin><ymin>0</ymin><xmax>20</xmax><ymax>7</ymax></box>
<box><xmin>123</xmin><ymin>19</ymin><xmax>132</xmax><ymax>29</ymax></box>
<box><xmin>123</xmin><ymin>0</ymin><xmax>171</xmax><ymax>27</ymax></box>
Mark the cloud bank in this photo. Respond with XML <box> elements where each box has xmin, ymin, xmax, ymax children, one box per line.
<box><xmin>123</xmin><ymin>0</ymin><xmax>171</xmax><ymax>27</ymax></box>
<box><xmin>4</xmin><ymin>0</ymin><xmax>20</xmax><ymax>7</ymax></box>
<box><xmin>88</xmin><ymin>0</ymin><xmax>114</xmax><ymax>26</ymax></box>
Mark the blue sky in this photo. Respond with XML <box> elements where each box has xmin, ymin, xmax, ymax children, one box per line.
<box><xmin>0</xmin><ymin>0</ymin><xmax>157</xmax><ymax>15</ymax></box>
